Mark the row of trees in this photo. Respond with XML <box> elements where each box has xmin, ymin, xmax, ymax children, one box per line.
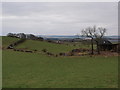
<box><xmin>81</xmin><ymin>25</ymin><xmax>106</xmax><ymax>55</ymax></box>
<box><xmin>7</xmin><ymin>33</ymin><xmax>44</xmax><ymax>41</ymax></box>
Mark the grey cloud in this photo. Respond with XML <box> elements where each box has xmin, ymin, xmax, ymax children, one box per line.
<box><xmin>2</xmin><ymin>2</ymin><xmax>118</xmax><ymax>36</ymax></box>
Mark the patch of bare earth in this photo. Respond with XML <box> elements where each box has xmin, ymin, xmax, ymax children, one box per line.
<box><xmin>96</xmin><ymin>51</ymin><xmax>119</xmax><ymax>56</ymax></box>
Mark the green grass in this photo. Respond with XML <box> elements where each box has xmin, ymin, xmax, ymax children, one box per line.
<box><xmin>3</xmin><ymin>50</ymin><xmax>118</xmax><ymax>88</ymax></box>
<box><xmin>2</xmin><ymin>37</ymin><xmax>118</xmax><ymax>88</ymax></box>
<box><xmin>15</xmin><ymin>40</ymin><xmax>91</xmax><ymax>54</ymax></box>
<box><xmin>2</xmin><ymin>36</ymin><xmax>20</xmax><ymax>48</ymax></box>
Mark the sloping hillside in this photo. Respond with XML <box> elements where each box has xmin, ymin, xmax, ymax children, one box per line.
<box><xmin>2</xmin><ymin>36</ymin><xmax>20</xmax><ymax>48</ymax></box>
<box><xmin>2</xmin><ymin>36</ymin><xmax>118</xmax><ymax>88</ymax></box>
<box><xmin>15</xmin><ymin>40</ymin><xmax>81</xmax><ymax>54</ymax></box>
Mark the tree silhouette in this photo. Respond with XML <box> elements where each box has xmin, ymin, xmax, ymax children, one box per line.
<box><xmin>81</xmin><ymin>25</ymin><xmax>106</xmax><ymax>54</ymax></box>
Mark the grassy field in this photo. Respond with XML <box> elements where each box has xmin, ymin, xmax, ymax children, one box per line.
<box><xmin>2</xmin><ymin>36</ymin><xmax>20</xmax><ymax>48</ymax></box>
<box><xmin>15</xmin><ymin>40</ymin><xmax>91</xmax><ymax>54</ymax></box>
<box><xmin>2</xmin><ymin>37</ymin><xmax>118</xmax><ymax>88</ymax></box>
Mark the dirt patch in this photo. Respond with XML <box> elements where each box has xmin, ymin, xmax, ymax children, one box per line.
<box><xmin>95</xmin><ymin>51</ymin><xmax>119</xmax><ymax>56</ymax></box>
<box><xmin>65</xmin><ymin>48</ymin><xmax>119</xmax><ymax>57</ymax></box>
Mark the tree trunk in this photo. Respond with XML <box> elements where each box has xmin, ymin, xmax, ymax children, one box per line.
<box><xmin>96</xmin><ymin>41</ymin><xmax>100</xmax><ymax>54</ymax></box>
<box><xmin>91</xmin><ymin>38</ymin><xmax>94</xmax><ymax>55</ymax></box>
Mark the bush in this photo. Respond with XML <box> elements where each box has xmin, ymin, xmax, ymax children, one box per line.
<box><xmin>42</xmin><ymin>49</ymin><xmax>47</xmax><ymax>52</ymax></box>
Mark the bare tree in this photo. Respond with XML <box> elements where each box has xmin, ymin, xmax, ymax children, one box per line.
<box><xmin>81</xmin><ymin>27</ymin><xmax>95</xmax><ymax>55</ymax></box>
<box><xmin>94</xmin><ymin>26</ymin><xmax>106</xmax><ymax>54</ymax></box>
<box><xmin>81</xmin><ymin>25</ymin><xmax>106</xmax><ymax>54</ymax></box>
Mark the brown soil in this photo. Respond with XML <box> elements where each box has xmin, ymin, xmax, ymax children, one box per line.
<box><xmin>95</xmin><ymin>51</ymin><xmax>119</xmax><ymax>56</ymax></box>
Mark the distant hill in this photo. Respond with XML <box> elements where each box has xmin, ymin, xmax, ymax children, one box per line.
<box><xmin>38</xmin><ymin>35</ymin><xmax>120</xmax><ymax>40</ymax></box>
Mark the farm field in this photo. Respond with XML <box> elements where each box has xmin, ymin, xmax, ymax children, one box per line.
<box><xmin>15</xmin><ymin>40</ymin><xmax>91</xmax><ymax>54</ymax></box>
<box><xmin>2</xmin><ymin>37</ymin><xmax>118</xmax><ymax>88</ymax></box>
<box><xmin>2</xmin><ymin>37</ymin><xmax>20</xmax><ymax>48</ymax></box>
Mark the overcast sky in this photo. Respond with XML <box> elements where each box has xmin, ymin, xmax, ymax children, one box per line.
<box><xmin>2</xmin><ymin>2</ymin><xmax>118</xmax><ymax>36</ymax></box>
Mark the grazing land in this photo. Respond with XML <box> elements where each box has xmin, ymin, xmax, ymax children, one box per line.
<box><xmin>15</xmin><ymin>40</ymin><xmax>91</xmax><ymax>54</ymax></box>
<box><xmin>2</xmin><ymin>37</ymin><xmax>118</xmax><ymax>88</ymax></box>
<box><xmin>2</xmin><ymin>37</ymin><xmax>20</xmax><ymax>49</ymax></box>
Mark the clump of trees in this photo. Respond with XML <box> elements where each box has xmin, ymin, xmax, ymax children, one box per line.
<box><xmin>7</xmin><ymin>33</ymin><xmax>44</xmax><ymax>41</ymax></box>
<box><xmin>81</xmin><ymin>25</ymin><xmax>106</xmax><ymax>55</ymax></box>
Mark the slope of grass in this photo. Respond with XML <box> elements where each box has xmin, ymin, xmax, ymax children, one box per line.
<box><xmin>2</xmin><ymin>37</ymin><xmax>20</xmax><ymax>48</ymax></box>
<box><xmin>15</xmin><ymin>40</ymin><xmax>90</xmax><ymax>54</ymax></box>
<box><xmin>0</xmin><ymin>36</ymin><xmax>2</xmax><ymax>46</ymax></box>
<box><xmin>2</xmin><ymin>37</ymin><xmax>118</xmax><ymax>88</ymax></box>
<box><xmin>3</xmin><ymin>50</ymin><xmax>118</xmax><ymax>88</ymax></box>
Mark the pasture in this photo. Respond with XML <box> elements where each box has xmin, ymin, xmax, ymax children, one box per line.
<box><xmin>15</xmin><ymin>40</ymin><xmax>91</xmax><ymax>54</ymax></box>
<box><xmin>2</xmin><ymin>37</ymin><xmax>118</xmax><ymax>88</ymax></box>
<box><xmin>2</xmin><ymin>37</ymin><xmax>20</xmax><ymax>48</ymax></box>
